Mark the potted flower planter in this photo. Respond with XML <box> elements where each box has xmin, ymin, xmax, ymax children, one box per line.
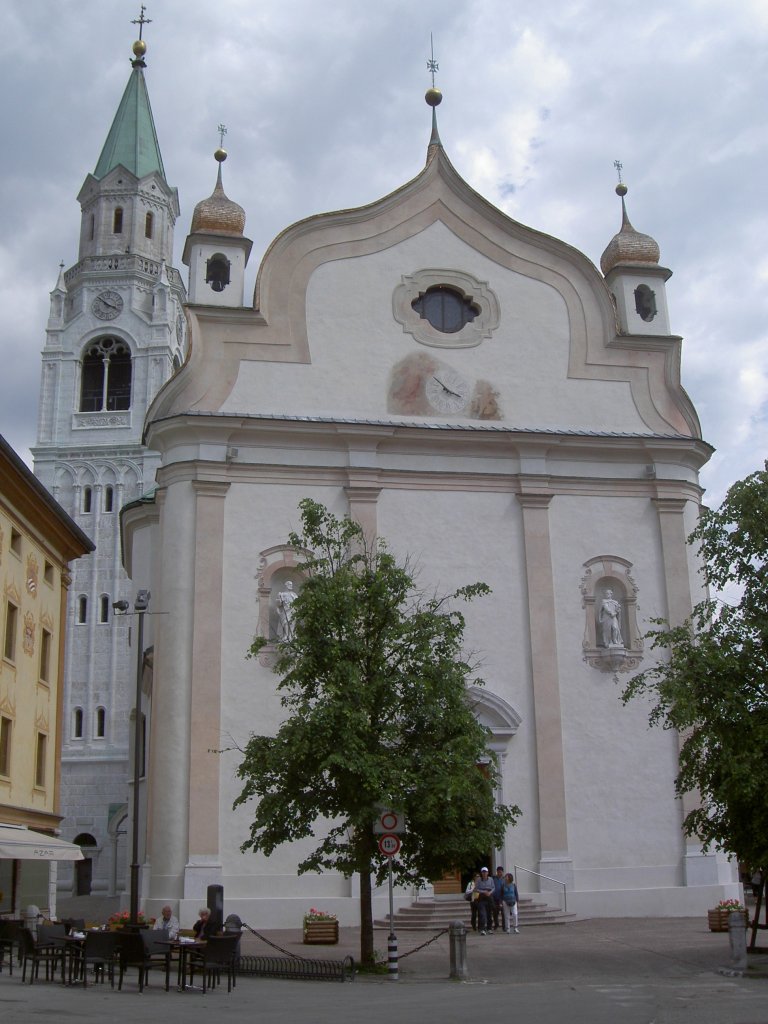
<box><xmin>303</xmin><ymin>913</ymin><xmax>339</xmax><ymax>944</ymax></box>
<box><xmin>707</xmin><ymin>907</ymin><xmax>749</xmax><ymax>932</ymax></box>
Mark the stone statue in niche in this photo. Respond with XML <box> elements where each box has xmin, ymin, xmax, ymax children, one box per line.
<box><xmin>598</xmin><ymin>589</ymin><xmax>624</xmax><ymax>647</ymax></box>
<box><xmin>277</xmin><ymin>580</ymin><xmax>298</xmax><ymax>640</ymax></box>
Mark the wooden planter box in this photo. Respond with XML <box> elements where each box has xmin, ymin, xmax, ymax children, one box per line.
<box><xmin>707</xmin><ymin>908</ymin><xmax>749</xmax><ymax>932</ymax></box>
<box><xmin>303</xmin><ymin>920</ymin><xmax>339</xmax><ymax>945</ymax></box>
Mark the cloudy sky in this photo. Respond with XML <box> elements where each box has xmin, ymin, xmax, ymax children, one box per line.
<box><xmin>2</xmin><ymin>0</ymin><xmax>766</xmax><ymax>508</ymax></box>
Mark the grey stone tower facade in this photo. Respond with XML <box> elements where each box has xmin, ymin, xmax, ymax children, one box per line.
<box><xmin>32</xmin><ymin>37</ymin><xmax>186</xmax><ymax>896</ymax></box>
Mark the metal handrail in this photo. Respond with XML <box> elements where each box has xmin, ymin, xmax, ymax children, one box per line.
<box><xmin>513</xmin><ymin>864</ymin><xmax>567</xmax><ymax>913</ymax></box>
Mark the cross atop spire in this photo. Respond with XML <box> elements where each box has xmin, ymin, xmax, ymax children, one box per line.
<box><xmin>218</xmin><ymin>123</ymin><xmax>228</xmax><ymax>149</ymax></box>
<box><xmin>131</xmin><ymin>5</ymin><xmax>152</xmax><ymax>41</ymax></box>
<box><xmin>427</xmin><ymin>33</ymin><xmax>439</xmax><ymax>87</ymax></box>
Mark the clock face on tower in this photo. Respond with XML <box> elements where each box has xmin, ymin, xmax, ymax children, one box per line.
<box><xmin>425</xmin><ymin>367</ymin><xmax>470</xmax><ymax>413</ymax></box>
<box><xmin>91</xmin><ymin>289</ymin><xmax>124</xmax><ymax>320</ymax></box>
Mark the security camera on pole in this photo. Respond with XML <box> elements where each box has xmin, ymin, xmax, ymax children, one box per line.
<box><xmin>374</xmin><ymin>808</ymin><xmax>405</xmax><ymax>980</ymax></box>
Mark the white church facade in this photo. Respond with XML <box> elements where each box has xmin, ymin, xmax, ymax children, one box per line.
<box><xmin>115</xmin><ymin>83</ymin><xmax>740</xmax><ymax>925</ymax></box>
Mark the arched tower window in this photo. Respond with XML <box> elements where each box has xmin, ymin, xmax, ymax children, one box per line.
<box><xmin>145</xmin><ymin>211</ymin><xmax>154</xmax><ymax>238</ymax></box>
<box><xmin>77</xmin><ymin>595</ymin><xmax>88</xmax><ymax>624</ymax></box>
<box><xmin>206</xmin><ymin>253</ymin><xmax>231</xmax><ymax>292</ymax></box>
<box><xmin>104</xmin><ymin>485</ymin><xmax>114</xmax><ymax>512</ymax></box>
<box><xmin>634</xmin><ymin>284</ymin><xmax>657</xmax><ymax>322</ymax></box>
<box><xmin>89</xmin><ymin>214</ymin><xmax>95</xmax><ymax>240</ymax></box>
<box><xmin>113</xmin><ymin>207</ymin><xmax>123</xmax><ymax>234</ymax></box>
<box><xmin>99</xmin><ymin>595</ymin><xmax>110</xmax><ymax>623</ymax></box>
<box><xmin>82</xmin><ymin>486</ymin><xmax>93</xmax><ymax>513</ymax></box>
<box><xmin>80</xmin><ymin>338</ymin><xmax>132</xmax><ymax>412</ymax></box>
<box><xmin>72</xmin><ymin>707</ymin><xmax>84</xmax><ymax>739</ymax></box>
<box><xmin>95</xmin><ymin>706</ymin><xmax>106</xmax><ymax>739</ymax></box>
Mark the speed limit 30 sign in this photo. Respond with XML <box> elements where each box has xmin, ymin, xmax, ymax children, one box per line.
<box><xmin>378</xmin><ymin>833</ymin><xmax>401</xmax><ymax>857</ymax></box>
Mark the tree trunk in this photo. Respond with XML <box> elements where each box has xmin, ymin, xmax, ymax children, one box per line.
<box><xmin>359</xmin><ymin>863</ymin><xmax>375</xmax><ymax>966</ymax></box>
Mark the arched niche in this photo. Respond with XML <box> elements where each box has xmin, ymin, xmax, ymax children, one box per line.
<box><xmin>580</xmin><ymin>555</ymin><xmax>643</xmax><ymax>673</ymax></box>
<box><xmin>255</xmin><ymin>545</ymin><xmax>311</xmax><ymax>663</ymax></box>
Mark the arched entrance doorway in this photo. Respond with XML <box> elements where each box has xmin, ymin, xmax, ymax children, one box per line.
<box><xmin>73</xmin><ymin>833</ymin><xmax>98</xmax><ymax>895</ymax></box>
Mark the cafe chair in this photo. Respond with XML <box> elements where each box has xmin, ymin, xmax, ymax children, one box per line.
<box><xmin>69</xmin><ymin>930</ymin><xmax>118</xmax><ymax>987</ymax></box>
<box><xmin>0</xmin><ymin>920</ymin><xmax>23</xmax><ymax>976</ymax></box>
<box><xmin>20</xmin><ymin>927</ymin><xmax>63</xmax><ymax>984</ymax></box>
<box><xmin>188</xmin><ymin>934</ymin><xmax>239</xmax><ymax>993</ymax></box>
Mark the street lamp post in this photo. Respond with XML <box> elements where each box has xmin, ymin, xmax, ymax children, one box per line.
<box><xmin>113</xmin><ymin>589</ymin><xmax>150</xmax><ymax>926</ymax></box>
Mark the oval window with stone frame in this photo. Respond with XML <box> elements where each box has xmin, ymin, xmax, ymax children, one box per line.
<box><xmin>412</xmin><ymin>285</ymin><xmax>480</xmax><ymax>334</ymax></box>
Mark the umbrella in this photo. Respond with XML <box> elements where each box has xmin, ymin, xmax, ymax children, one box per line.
<box><xmin>0</xmin><ymin>823</ymin><xmax>84</xmax><ymax>861</ymax></box>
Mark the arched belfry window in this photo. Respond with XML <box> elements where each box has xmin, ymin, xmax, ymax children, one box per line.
<box><xmin>80</xmin><ymin>338</ymin><xmax>132</xmax><ymax>412</ymax></box>
<box><xmin>145</xmin><ymin>211</ymin><xmax>154</xmax><ymax>238</ymax></box>
<box><xmin>113</xmin><ymin>207</ymin><xmax>123</xmax><ymax>234</ymax></box>
<box><xmin>412</xmin><ymin>286</ymin><xmax>480</xmax><ymax>334</ymax></box>
<box><xmin>206</xmin><ymin>253</ymin><xmax>231</xmax><ymax>293</ymax></box>
<box><xmin>634</xmin><ymin>284</ymin><xmax>657</xmax><ymax>322</ymax></box>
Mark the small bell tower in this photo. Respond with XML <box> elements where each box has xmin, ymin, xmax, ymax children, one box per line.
<box><xmin>600</xmin><ymin>163</ymin><xmax>672</xmax><ymax>336</ymax></box>
<box><xmin>183</xmin><ymin>129</ymin><xmax>252</xmax><ymax>307</ymax></box>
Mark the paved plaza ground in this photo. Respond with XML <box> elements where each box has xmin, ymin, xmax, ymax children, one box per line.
<box><xmin>1</xmin><ymin>917</ymin><xmax>766</xmax><ymax>1023</ymax></box>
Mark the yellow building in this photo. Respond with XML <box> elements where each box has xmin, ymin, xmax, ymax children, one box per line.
<box><xmin>0</xmin><ymin>434</ymin><xmax>93</xmax><ymax>915</ymax></box>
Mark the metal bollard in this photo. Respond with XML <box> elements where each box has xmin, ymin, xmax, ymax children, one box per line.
<box><xmin>728</xmin><ymin>911</ymin><xmax>748</xmax><ymax>972</ymax></box>
<box><xmin>449</xmin><ymin>919</ymin><xmax>469</xmax><ymax>980</ymax></box>
<box><xmin>388</xmin><ymin>932</ymin><xmax>398</xmax><ymax>980</ymax></box>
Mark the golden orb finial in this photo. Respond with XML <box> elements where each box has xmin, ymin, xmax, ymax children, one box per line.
<box><xmin>132</xmin><ymin>39</ymin><xmax>147</xmax><ymax>58</ymax></box>
<box><xmin>615</xmin><ymin>182</ymin><xmax>628</xmax><ymax>197</ymax></box>
<box><xmin>425</xmin><ymin>87</ymin><xmax>442</xmax><ymax>107</ymax></box>
<box><xmin>214</xmin><ymin>148</ymin><xmax>228</xmax><ymax>163</ymax></box>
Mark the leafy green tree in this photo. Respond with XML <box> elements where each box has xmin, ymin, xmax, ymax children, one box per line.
<box><xmin>623</xmin><ymin>466</ymin><xmax>768</xmax><ymax>900</ymax></box>
<box><xmin>235</xmin><ymin>499</ymin><xmax>518</xmax><ymax>965</ymax></box>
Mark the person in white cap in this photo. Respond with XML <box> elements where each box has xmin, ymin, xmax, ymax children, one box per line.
<box><xmin>473</xmin><ymin>867</ymin><xmax>495</xmax><ymax>934</ymax></box>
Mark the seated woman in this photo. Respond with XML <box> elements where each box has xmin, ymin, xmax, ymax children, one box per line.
<box><xmin>192</xmin><ymin>907</ymin><xmax>214</xmax><ymax>940</ymax></box>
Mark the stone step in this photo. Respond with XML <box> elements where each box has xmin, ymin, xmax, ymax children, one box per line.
<box><xmin>375</xmin><ymin>896</ymin><xmax>576</xmax><ymax>930</ymax></box>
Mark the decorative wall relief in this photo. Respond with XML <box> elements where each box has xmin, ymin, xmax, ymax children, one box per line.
<box><xmin>22</xmin><ymin>612</ymin><xmax>36</xmax><ymax>658</ymax></box>
<box><xmin>580</xmin><ymin>555</ymin><xmax>643</xmax><ymax>674</ymax></box>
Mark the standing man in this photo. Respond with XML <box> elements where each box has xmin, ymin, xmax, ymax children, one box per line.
<box><xmin>473</xmin><ymin>867</ymin><xmax>495</xmax><ymax>935</ymax></box>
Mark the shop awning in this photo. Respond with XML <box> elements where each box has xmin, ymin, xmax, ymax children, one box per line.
<box><xmin>0</xmin><ymin>823</ymin><xmax>84</xmax><ymax>861</ymax></box>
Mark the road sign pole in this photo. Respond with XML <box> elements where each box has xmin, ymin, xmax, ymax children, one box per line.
<box><xmin>387</xmin><ymin>855</ymin><xmax>398</xmax><ymax>981</ymax></box>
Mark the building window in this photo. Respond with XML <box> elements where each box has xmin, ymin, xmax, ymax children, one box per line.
<box><xmin>411</xmin><ymin>286</ymin><xmax>480</xmax><ymax>334</ymax></box>
<box><xmin>145</xmin><ymin>211</ymin><xmax>154</xmax><ymax>238</ymax></box>
<box><xmin>3</xmin><ymin>602</ymin><xmax>18</xmax><ymax>662</ymax></box>
<box><xmin>113</xmin><ymin>207</ymin><xmax>123</xmax><ymax>234</ymax></box>
<box><xmin>0</xmin><ymin>717</ymin><xmax>11</xmax><ymax>777</ymax></box>
<box><xmin>72</xmin><ymin>707</ymin><xmax>84</xmax><ymax>740</ymax></box>
<box><xmin>44</xmin><ymin>561</ymin><xmax>55</xmax><ymax>586</ymax></box>
<box><xmin>10</xmin><ymin>528</ymin><xmax>22</xmax><ymax>557</ymax></box>
<box><xmin>205</xmin><ymin>253</ymin><xmax>231</xmax><ymax>292</ymax></box>
<box><xmin>104</xmin><ymin>486</ymin><xmax>114</xmax><ymax>513</ymax></box>
<box><xmin>99</xmin><ymin>595</ymin><xmax>110</xmax><ymax>623</ymax></box>
<box><xmin>35</xmin><ymin>733</ymin><xmax>47</xmax><ymax>788</ymax></box>
<box><xmin>80</xmin><ymin>338</ymin><xmax>132</xmax><ymax>412</ymax></box>
<box><xmin>82</xmin><ymin>486</ymin><xmax>93</xmax><ymax>513</ymax></box>
<box><xmin>95</xmin><ymin>706</ymin><xmax>106</xmax><ymax>739</ymax></box>
<box><xmin>39</xmin><ymin>628</ymin><xmax>52</xmax><ymax>683</ymax></box>
<box><xmin>89</xmin><ymin>214</ymin><xmax>95</xmax><ymax>240</ymax></box>
<box><xmin>77</xmin><ymin>595</ymin><xmax>88</xmax><ymax>624</ymax></box>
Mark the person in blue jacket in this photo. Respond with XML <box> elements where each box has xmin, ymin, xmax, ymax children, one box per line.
<box><xmin>502</xmin><ymin>873</ymin><xmax>520</xmax><ymax>933</ymax></box>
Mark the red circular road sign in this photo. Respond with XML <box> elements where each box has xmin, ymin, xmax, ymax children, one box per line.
<box><xmin>378</xmin><ymin>833</ymin><xmax>401</xmax><ymax>857</ymax></box>
<box><xmin>380</xmin><ymin>811</ymin><xmax>399</xmax><ymax>832</ymax></box>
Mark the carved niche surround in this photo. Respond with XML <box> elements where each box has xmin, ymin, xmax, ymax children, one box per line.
<box><xmin>254</xmin><ymin>545</ymin><xmax>310</xmax><ymax>666</ymax></box>
<box><xmin>580</xmin><ymin>555</ymin><xmax>643</xmax><ymax>674</ymax></box>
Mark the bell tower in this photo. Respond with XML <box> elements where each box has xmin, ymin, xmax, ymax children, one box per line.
<box><xmin>31</xmin><ymin>22</ymin><xmax>186</xmax><ymax>898</ymax></box>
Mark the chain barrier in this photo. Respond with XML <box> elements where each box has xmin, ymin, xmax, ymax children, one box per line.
<box><xmin>241</xmin><ymin>922</ymin><xmax>309</xmax><ymax>959</ymax></box>
<box><xmin>375</xmin><ymin>927</ymin><xmax>449</xmax><ymax>967</ymax></box>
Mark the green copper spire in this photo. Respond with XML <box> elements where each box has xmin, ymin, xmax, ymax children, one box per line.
<box><xmin>93</xmin><ymin>42</ymin><xmax>166</xmax><ymax>181</ymax></box>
